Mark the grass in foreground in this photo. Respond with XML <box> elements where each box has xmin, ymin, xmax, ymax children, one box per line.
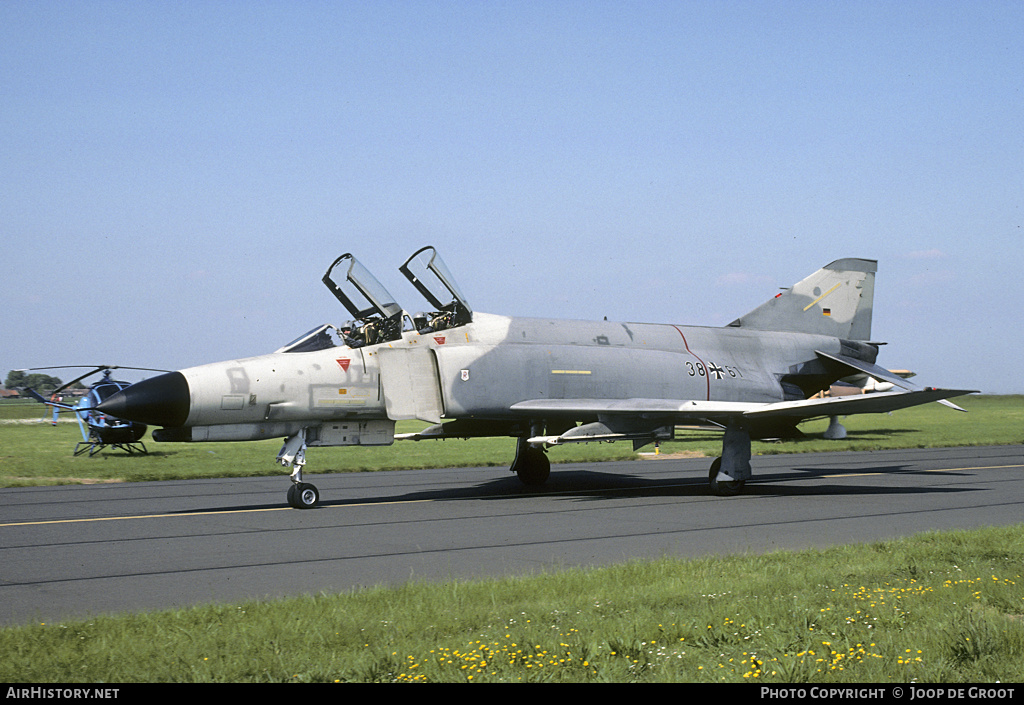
<box><xmin>1</xmin><ymin>525</ymin><xmax>1022</xmax><ymax>683</ymax></box>
<box><xmin>1</xmin><ymin>395</ymin><xmax>1021</xmax><ymax>488</ymax></box>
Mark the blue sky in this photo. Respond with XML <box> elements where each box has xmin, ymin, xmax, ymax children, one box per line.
<box><xmin>3</xmin><ymin>1</ymin><xmax>1022</xmax><ymax>395</ymax></box>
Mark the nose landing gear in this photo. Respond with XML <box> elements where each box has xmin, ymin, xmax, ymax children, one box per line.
<box><xmin>278</xmin><ymin>429</ymin><xmax>321</xmax><ymax>509</ymax></box>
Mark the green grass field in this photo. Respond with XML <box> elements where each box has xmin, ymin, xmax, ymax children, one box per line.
<box><xmin>2</xmin><ymin>395</ymin><xmax>1021</xmax><ymax>683</ymax></box>
<box><xmin>1</xmin><ymin>394</ymin><xmax>1021</xmax><ymax>487</ymax></box>
<box><xmin>1</xmin><ymin>526</ymin><xmax>1021</xmax><ymax>683</ymax></box>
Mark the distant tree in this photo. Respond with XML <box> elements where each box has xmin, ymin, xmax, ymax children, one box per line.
<box><xmin>4</xmin><ymin>370</ymin><xmax>26</xmax><ymax>389</ymax></box>
<box><xmin>4</xmin><ymin>371</ymin><xmax>62</xmax><ymax>392</ymax></box>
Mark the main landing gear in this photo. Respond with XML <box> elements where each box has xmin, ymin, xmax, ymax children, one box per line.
<box><xmin>512</xmin><ymin>437</ymin><xmax>550</xmax><ymax>486</ymax></box>
<box><xmin>510</xmin><ymin>422</ymin><xmax>754</xmax><ymax>496</ymax></box>
<box><xmin>708</xmin><ymin>457</ymin><xmax>745</xmax><ymax>496</ymax></box>
<box><xmin>708</xmin><ymin>423</ymin><xmax>752</xmax><ymax>496</ymax></box>
<box><xmin>278</xmin><ymin>429</ymin><xmax>321</xmax><ymax>509</ymax></box>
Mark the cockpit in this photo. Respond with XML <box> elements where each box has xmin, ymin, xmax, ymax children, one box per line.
<box><xmin>277</xmin><ymin>246</ymin><xmax>472</xmax><ymax>354</ymax></box>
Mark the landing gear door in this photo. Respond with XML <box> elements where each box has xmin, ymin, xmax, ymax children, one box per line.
<box><xmin>400</xmin><ymin>246</ymin><xmax>473</xmax><ymax>328</ymax></box>
<box><xmin>376</xmin><ymin>347</ymin><xmax>445</xmax><ymax>424</ymax></box>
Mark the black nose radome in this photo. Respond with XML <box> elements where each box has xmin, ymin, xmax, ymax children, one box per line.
<box><xmin>96</xmin><ymin>371</ymin><xmax>190</xmax><ymax>427</ymax></box>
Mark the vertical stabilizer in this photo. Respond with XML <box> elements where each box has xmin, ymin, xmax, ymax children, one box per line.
<box><xmin>728</xmin><ymin>258</ymin><xmax>876</xmax><ymax>340</ymax></box>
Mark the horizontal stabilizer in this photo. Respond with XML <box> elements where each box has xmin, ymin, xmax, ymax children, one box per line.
<box><xmin>816</xmin><ymin>350</ymin><xmax>969</xmax><ymax>411</ymax></box>
<box><xmin>746</xmin><ymin>388</ymin><xmax>977</xmax><ymax>419</ymax></box>
<box><xmin>816</xmin><ymin>350</ymin><xmax>915</xmax><ymax>391</ymax></box>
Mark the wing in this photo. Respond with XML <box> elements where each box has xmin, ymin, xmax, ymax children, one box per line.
<box><xmin>511</xmin><ymin>387</ymin><xmax>977</xmax><ymax>446</ymax></box>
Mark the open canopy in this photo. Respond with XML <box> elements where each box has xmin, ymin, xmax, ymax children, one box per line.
<box><xmin>400</xmin><ymin>245</ymin><xmax>472</xmax><ymax>329</ymax></box>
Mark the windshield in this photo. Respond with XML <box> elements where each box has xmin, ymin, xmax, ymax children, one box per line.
<box><xmin>277</xmin><ymin>324</ymin><xmax>342</xmax><ymax>353</ymax></box>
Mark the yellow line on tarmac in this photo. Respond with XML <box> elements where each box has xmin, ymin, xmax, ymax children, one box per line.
<box><xmin>0</xmin><ymin>506</ymin><xmax>292</xmax><ymax>528</ymax></box>
<box><xmin>0</xmin><ymin>498</ymin><xmax>438</xmax><ymax>528</ymax></box>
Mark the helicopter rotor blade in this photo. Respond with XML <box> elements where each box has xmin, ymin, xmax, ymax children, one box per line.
<box><xmin>18</xmin><ymin>365</ymin><xmax>171</xmax><ymax>396</ymax></box>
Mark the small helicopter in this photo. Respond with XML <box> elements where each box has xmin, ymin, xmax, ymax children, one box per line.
<box><xmin>20</xmin><ymin>365</ymin><xmax>168</xmax><ymax>456</ymax></box>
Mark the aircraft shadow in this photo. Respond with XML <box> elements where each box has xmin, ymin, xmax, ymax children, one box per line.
<box><xmin>169</xmin><ymin>461</ymin><xmax>976</xmax><ymax>516</ymax></box>
<box><xmin>319</xmin><ymin>462</ymin><xmax>975</xmax><ymax>508</ymax></box>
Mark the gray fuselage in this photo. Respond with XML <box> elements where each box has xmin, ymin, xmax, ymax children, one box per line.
<box><xmin>168</xmin><ymin>311</ymin><xmax>843</xmax><ymax>444</ymax></box>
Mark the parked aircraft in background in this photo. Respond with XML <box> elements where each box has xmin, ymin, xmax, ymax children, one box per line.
<box><xmin>98</xmin><ymin>246</ymin><xmax>975</xmax><ymax>508</ymax></box>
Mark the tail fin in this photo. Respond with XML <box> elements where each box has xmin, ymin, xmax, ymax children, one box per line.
<box><xmin>727</xmin><ymin>258</ymin><xmax>877</xmax><ymax>340</ymax></box>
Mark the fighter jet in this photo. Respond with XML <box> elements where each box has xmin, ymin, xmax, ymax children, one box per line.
<box><xmin>98</xmin><ymin>246</ymin><xmax>976</xmax><ymax>508</ymax></box>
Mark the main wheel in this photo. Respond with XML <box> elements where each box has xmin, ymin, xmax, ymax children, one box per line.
<box><xmin>514</xmin><ymin>446</ymin><xmax>551</xmax><ymax>486</ymax></box>
<box><xmin>287</xmin><ymin>482</ymin><xmax>321</xmax><ymax>509</ymax></box>
<box><xmin>708</xmin><ymin>457</ymin><xmax>745</xmax><ymax>496</ymax></box>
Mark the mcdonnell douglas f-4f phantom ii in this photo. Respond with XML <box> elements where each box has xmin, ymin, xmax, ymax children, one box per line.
<box><xmin>98</xmin><ymin>246</ymin><xmax>976</xmax><ymax>508</ymax></box>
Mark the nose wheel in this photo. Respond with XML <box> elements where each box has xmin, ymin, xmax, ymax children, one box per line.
<box><xmin>287</xmin><ymin>482</ymin><xmax>321</xmax><ymax>509</ymax></box>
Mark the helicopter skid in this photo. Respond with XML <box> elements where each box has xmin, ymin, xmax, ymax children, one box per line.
<box><xmin>73</xmin><ymin>440</ymin><xmax>148</xmax><ymax>457</ymax></box>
